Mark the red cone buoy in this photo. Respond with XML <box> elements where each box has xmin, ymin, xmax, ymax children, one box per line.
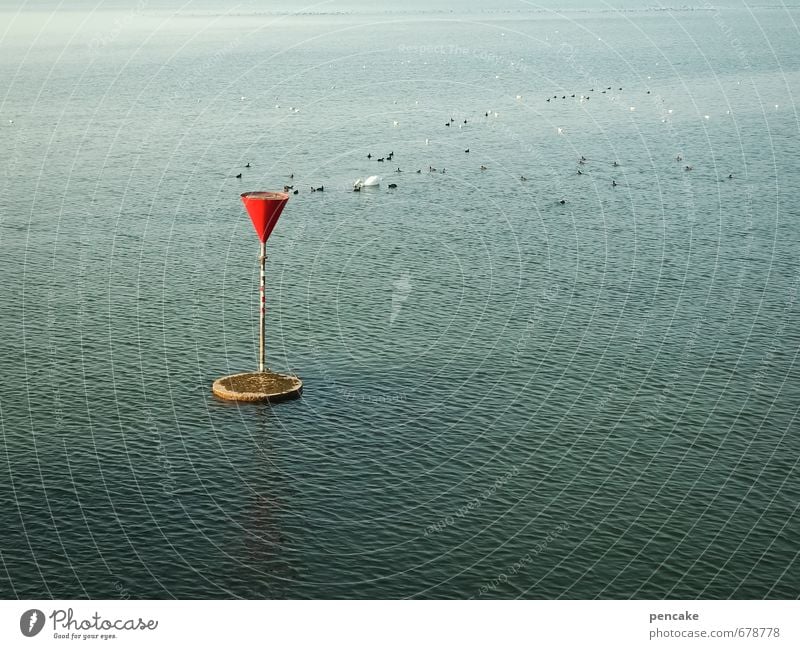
<box><xmin>211</xmin><ymin>190</ymin><xmax>301</xmax><ymax>403</ymax></box>
<box><xmin>240</xmin><ymin>191</ymin><xmax>289</xmax><ymax>243</ymax></box>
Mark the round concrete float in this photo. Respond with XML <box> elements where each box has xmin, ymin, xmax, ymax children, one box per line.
<box><xmin>212</xmin><ymin>371</ymin><xmax>303</xmax><ymax>403</ymax></box>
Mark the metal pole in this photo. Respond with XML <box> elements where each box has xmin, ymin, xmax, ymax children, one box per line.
<box><xmin>259</xmin><ymin>241</ymin><xmax>266</xmax><ymax>373</ymax></box>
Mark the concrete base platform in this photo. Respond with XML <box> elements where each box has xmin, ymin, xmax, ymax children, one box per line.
<box><xmin>212</xmin><ymin>371</ymin><xmax>303</xmax><ymax>403</ymax></box>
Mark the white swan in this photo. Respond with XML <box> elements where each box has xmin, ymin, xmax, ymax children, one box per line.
<box><xmin>354</xmin><ymin>175</ymin><xmax>381</xmax><ymax>189</ymax></box>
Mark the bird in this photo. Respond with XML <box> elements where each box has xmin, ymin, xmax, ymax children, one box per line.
<box><xmin>612</xmin><ymin>161</ymin><xmax>619</xmax><ymax>167</ymax></box>
<box><xmin>577</xmin><ymin>169</ymin><xmax>583</xmax><ymax>175</ymax></box>
<box><xmin>416</xmin><ymin>169</ymin><xmax>421</xmax><ymax>173</ymax></box>
<box><xmin>367</xmin><ymin>153</ymin><xmax>372</xmax><ymax>159</ymax></box>
<box><xmin>353</xmin><ymin>186</ymin><xmax>361</xmax><ymax>192</ymax></box>
<box><xmin>293</xmin><ymin>189</ymin><xmax>299</xmax><ymax>195</ymax></box>
<box><xmin>728</xmin><ymin>173</ymin><xmax>733</xmax><ymax>179</ymax></box>
<box><xmin>465</xmin><ymin>149</ymin><xmax>470</xmax><ymax>153</ymax></box>
<box><xmin>245</xmin><ymin>163</ymin><xmax>251</xmax><ymax>168</ymax></box>
<box><xmin>396</xmin><ymin>168</ymin><xmax>402</xmax><ymax>173</ymax></box>
<box><xmin>684</xmin><ymin>165</ymin><xmax>693</xmax><ymax>171</ymax></box>
<box><xmin>377</xmin><ymin>157</ymin><xmax>384</xmax><ymax>162</ymax></box>
<box><xmin>676</xmin><ymin>155</ymin><xmax>683</xmax><ymax>161</ymax></box>
<box><xmin>440</xmin><ymin>168</ymin><xmax>446</xmax><ymax>174</ymax></box>
<box><xmin>520</xmin><ymin>175</ymin><xmax>527</xmax><ymax>181</ymax></box>
<box><xmin>283</xmin><ymin>185</ymin><xmax>293</xmax><ymax>191</ymax></box>
<box><xmin>558</xmin><ymin>199</ymin><xmax>566</xmax><ymax>204</ymax></box>
<box><xmin>388</xmin><ymin>183</ymin><xmax>397</xmax><ymax>189</ymax></box>
<box><xmin>289</xmin><ymin>173</ymin><xmax>294</xmax><ymax>179</ymax></box>
<box><xmin>612</xmin><ymin>180</ymin><xmax>617</xmax><ymax>187</ymax></box>
<box><xmin>463</xmin><ymin>119</ymin><xmax>468</xmax><ymax>124</ymax></box>
<box><xmin>480</xmin><ymin>165</ymin><xmax>488</xmax><ymax>170</ymax></box>
<box><xmin>235</xmin><ymin>173</ymin><xmax>242</xmax><ymax>179</ymax></box>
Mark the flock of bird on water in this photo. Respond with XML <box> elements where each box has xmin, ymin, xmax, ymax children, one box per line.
<box><xmin>232</xmin><ymin>86</ymin><xmax>734</xmax><ymax>204</ymax></box>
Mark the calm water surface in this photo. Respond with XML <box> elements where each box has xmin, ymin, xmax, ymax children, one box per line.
<box><xmin>1</xmin><ymin>0</ymin><xmax>799</xmax><ymax>598</ymax></box>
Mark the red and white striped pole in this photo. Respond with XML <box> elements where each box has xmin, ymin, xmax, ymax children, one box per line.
<box><xmin>259</xmin><ymin>240</ymin><xmax>266</xmax><ymax>373</ymax></box>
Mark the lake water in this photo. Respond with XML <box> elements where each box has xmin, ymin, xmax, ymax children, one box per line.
<box><xmin>1</xmin><ymin>0</ymin><xmax>799</xmax><ymax>599</ymax></box>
